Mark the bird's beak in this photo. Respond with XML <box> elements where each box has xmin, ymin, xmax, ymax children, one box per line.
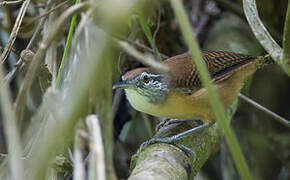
<box><xmin>113</xmin><ymin>81</ymin><xmax>134</xmax><ymax>90</ymax></box>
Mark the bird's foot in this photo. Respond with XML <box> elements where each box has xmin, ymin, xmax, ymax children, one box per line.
<box><xmin>138</xmin><ymin>123</ymin><xmax>211</xmax><ymax>160</ymax></box>
<box><xmin>155</xmin><ymin>118</ymin><xmax>170</xmax><ymax>132</ymax></box>
<box><xmin>138</xmin><ymin>136</ymin><xmax>196</xmax><ymax>160</ymax></box>
<box><xmin>167</xmin><ymin>123</ymin><xmax>211</xmax><ymax>141</ymax></box>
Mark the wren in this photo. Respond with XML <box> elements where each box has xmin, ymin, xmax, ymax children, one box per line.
<box><xmin>114</xmin><ymin>50</ymin><xmax>273</xmax><ymax>125</ymax></box>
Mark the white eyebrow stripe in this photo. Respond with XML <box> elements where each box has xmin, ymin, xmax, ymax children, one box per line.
<box><xmin>142</xmin><ymin>72</ymin><xmax>161</xmax><ymax>78</ymax></box>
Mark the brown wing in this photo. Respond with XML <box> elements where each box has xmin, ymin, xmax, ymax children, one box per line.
<box><xmin>162</xmin><ymin>51</ymin><xmax>256</xmax><ymax>91</ymax></box>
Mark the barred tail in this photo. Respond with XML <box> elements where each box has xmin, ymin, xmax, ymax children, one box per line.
<box><xmin>255</xmin><ymin>54</ymin><xmax>275</xmax><ymax>69</ymax></box>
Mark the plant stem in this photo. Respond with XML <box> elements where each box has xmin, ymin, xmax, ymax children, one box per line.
<box><xmin>56</xmin><ymin>0</ymin><xmax>80</xmax><ymax>88</ymax></box>
<box><xmin>170</xmin><ymin>0</ymin><xmax>253</xmax><ymax>179</ymax></box>
<box><xmin>0</xmin><ymin>60</ymin><xmax>25</xmax><ymax>180</ymax></box>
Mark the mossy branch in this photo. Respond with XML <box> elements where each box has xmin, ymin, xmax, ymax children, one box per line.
<box><xmin>129</xmin><ymin>122</ymin><xmax>220</xmax><ymax>179</ymax></box>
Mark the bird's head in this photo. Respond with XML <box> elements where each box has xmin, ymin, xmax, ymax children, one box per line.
<box><xmin>113</xmin><ymin>68</ymin><xmax>170</xmax><ymax>104</ymax></box>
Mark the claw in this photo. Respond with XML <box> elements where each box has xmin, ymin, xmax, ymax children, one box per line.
<box><xmin>138</xmin><ymin>123</ymin><xmax>211</xmax><ymax>158</ymax></box>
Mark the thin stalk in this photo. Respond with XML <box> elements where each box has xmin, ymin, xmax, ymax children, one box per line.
<box><xmin>282</xmin><ymin>0</ymin><xmax>290</xmax><ymax>76</ymax></box>
<box><xmin>86</xmin><ymin>115</ymin><xmax>106</xmax><ymax>180</ymax></box>
<box><xmin>0</xmin><ymin>63</ymin><xmax>24</xmax><ymax>180</ymax></box>
<box><xmin>73</xmin><ymin>130</ymin><xmax>85</xmax><ymax>180</ymax></box>
<box><xmin>115</xmin><ymin>35</ymin><xmax>169</xmax><ymax>58</ymax></box>
<box><xmin>14</xmin><ymin>1</ymin><xmax>88</xmax><ymax>127</ymax></box>
<box><xmin>0</xmin><ymin>0</ymin><xmax>24</xmax><ymax>7</ymax></box>
<box><xmin>238</xmin><ymin>94</ymin><xmax>290</xmax><ymax>128</ymax></box>
<box><xmin>115</xmin><ymin>40</ymin><xmax>169</xmax><ymax>73</ymax></box>
<box><xmin>56</xmin><ymin>0</ymin><xmax>80</xmax><ymax>88</ymax></box>
<box><xmin>0</xmin><ymin>0</ymin><xmax>31</xmax><ymax>63</ymax></box>
<box><xmin>169</xmin><ymin>1</ymin><xmax>253</xmax><ymax>180</ymax></box>
<box><xmin>4</xmin><ymin>0</ymin><xmax>52</xmax><ymax>84</ymax></box>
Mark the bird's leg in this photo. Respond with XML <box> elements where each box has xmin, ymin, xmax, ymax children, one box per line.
<box><xmin>155</xmin><ymin>119</ymin><xmax>201</xmax><ymax>132</ymax></box>
<box><xmin>165</xmin><ymin>123</ymin><xmax>211</xmax><ymax>141</ymax></box>
<box><xmin>138</xmin><ymin>121</ymin><xmax>212</xmax><ymax>162</ymax></box>
<box><xmin>155</xmin><ymin>118</ymin><xmax>170</xmax><ymax>132</ymax></box>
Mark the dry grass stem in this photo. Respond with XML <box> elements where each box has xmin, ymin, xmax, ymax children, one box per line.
<box><xmin>86</xmin><ymin>115</ymin><xmax>106</xmax><ymax>180</ymax></box>
<box><xmin>0</xmin><ymin>63</ymin><xmax>24</xmax><ymax>180</ymax></box>
<box><xmin>22</xmin><ymin>0</ymin><xmax>70</xmax><ymax>30</ymax></box>
<box><xmin>0</xmin><ymin>0</ymin><xmax>31</xmax><ymax>63</ymax></box>
<box><xmin>0</xmin><ymin>0</ymin><xmax>23</xmax><ymax>7</ymax></box>
<box><xmin>73</xmin><ymin>130</ymin><xmax>86</xmax><ymax>180</ymax></box>
<box><xmin>14</xmin><ymin>1</ymin><xmax>89</xmax><ymax>125</ymax></box>
<box><xmin>116</xmin><ymin>40</ymin><xmax>169</xmax><ymax>73</ymax></box>
<box><xmin>116</xmin><ymin>36</ymin><xmax>169</xmax><ymax>59</ymax></box>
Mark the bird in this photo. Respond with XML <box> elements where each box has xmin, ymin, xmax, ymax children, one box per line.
<box><xmin>113</xmin><ymin>50</ymin><xmax>274</xmax><ymax>127</ymax></box>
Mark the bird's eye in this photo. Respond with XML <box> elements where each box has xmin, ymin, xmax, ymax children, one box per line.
<box><xmin>143</xmin><ymin>75</ymin><xmax>150</xmax><ymax>84</ymax></box>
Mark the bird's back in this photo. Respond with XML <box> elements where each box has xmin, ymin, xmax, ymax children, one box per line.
<box><xmin>162</xmin><ymin>51</ymin><xmax>256</xmax><ymax>92</ymax></box>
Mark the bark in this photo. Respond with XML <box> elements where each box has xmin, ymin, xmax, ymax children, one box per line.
<box><xmin>129</xmin><ymin>121</ymin><xmax>220</xmax><ymax>179</ymax></box>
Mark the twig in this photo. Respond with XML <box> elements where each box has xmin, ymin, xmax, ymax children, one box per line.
<box><xmin>86</xmin><ymin>115</ymin><xmax>106</xmax><ymax>180</ymax></box>
<box><xmin>282</xmin><ymin>0</ymin><xmax>290</xmax><ymax>76</ymax></box>
<box><xmin>115</xmin><ymin>40</ymin><xmax>169</xmax><ymax>73</ymax></box>
<box><xmin>4</xmin><ymin>10</ymin><xmax>49</xmax><ymax>84</ymax></box>
<box><xmin>238</xmin><ymin>93</ymin><xmax>290</xmax><ymax>128</ymax></box>
<box><xmin>0</xmin><ymin>0</ymin><xmax>31</xmax><ymax>64</ymax></box>
<box><xmin>242</xmin><ymin>0</ymin><xmax>282</xmax><ymax>64</ymax></box>
<box><xmin>0</xmin><ymin>59</ymin><xmax>25</xmax><ymax>180</ymax></box>
<box><xmin>0</xmin><ymin>46</ymin><xmax>19</xmax><ymax>55</ymax></box>
<box><xmin>0</xmin><ymin>0</ymin><xmax>23</xmax><ymax>7</ymax></box>
<box><xmin>170</xmin><ymin>0</ymin><xmax>253</xmax><ymax>179</ymax></box>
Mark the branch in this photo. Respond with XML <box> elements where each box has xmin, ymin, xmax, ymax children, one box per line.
<box><xmin>282</xmin><ymin>0</ymin><xmax>290</xmax><ymax>75</ymax></box>
<box><xmin>242</xmin><ymin>0</ymin><xmax>282</xmax><ymax>64</ymax></box>
<box><xmin>129</xmin><ymin>121</ymin><xmax>220</xmax><ymax>179</ymax></box>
